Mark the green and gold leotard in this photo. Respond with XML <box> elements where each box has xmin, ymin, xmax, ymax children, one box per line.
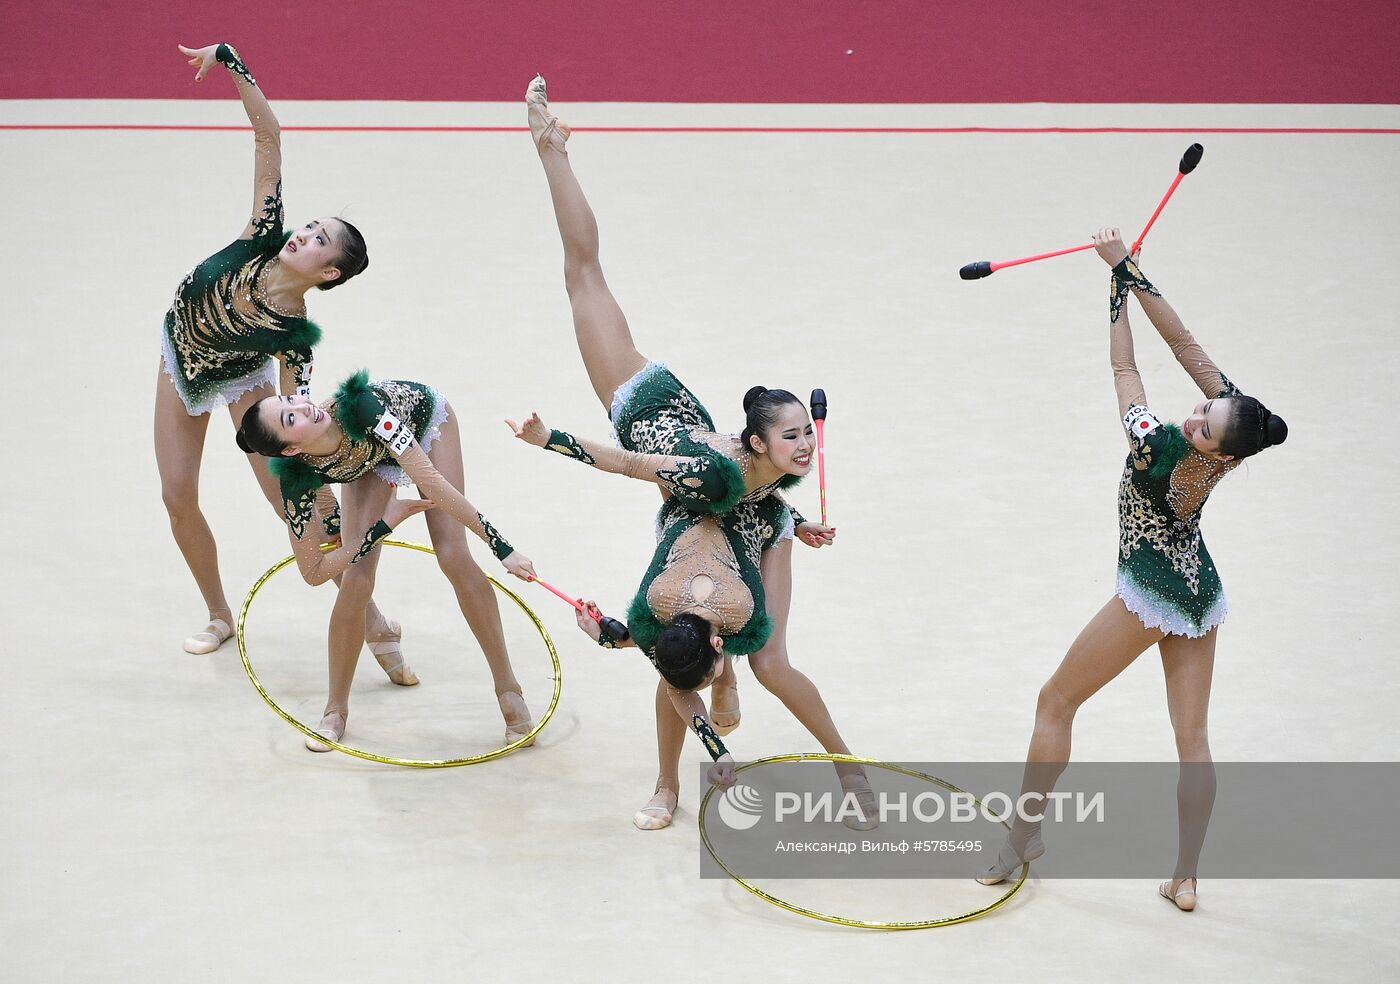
<box><xmin>160</xmin><ymin>44</ymin><xmax>321</xmax><ymax>416</ymax></box>
<box><xmin>270</xmin><ymin>370</ymin><xmax>448</xmax><ymax>530</ymax></box>
<box><xmin>626</xmin><ymin>493</ymin><xmax>793</xmax><ymax>662</ymax></box>
<box><xmin>542</xmin><ymin>362</ymin><xmax>802</xmax><ymax>514</ymax></box>
<box><xmin>1108</xmin><ymin>256</ymin><xmax>1244</xmax><ymax>638</ymax></box>
<box><xmin>1116</xmin><ymin>404</ymin><xmax>1237</xmax><ymax>637</ymax></box>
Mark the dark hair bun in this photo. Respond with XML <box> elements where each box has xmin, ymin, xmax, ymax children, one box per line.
<box><xmin>654</xmin><ymin>613</ymin><xmax>717</xmax><ymax>691</ymax></box>
<box><xmin>1264</xmin><ymin>413</ymin><xmax>1288</xmax><ymax>448</ymax></box>
<box><xmin>742</xmin><ymin>386</ymin><xmax>768</xmax><ymax>412</ymax></box>
<box><xmin>235</xmin><ymin>430</ymin><xmax>254</xmax><ymax>454</ymax></box>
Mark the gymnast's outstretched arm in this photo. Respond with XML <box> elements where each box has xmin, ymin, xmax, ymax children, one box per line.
<box><xmin>1095</xmin><ymin>229</ymin><xmax>1238</xmax><ymax>400</ymax></box>
<box><xmin>1128</xmin><ymin>271</ymin><xmax>1239</xmax><ymax>399</ymax></box>
<box><xmin>393</xmin><ymin>443</ymin><xmax>536</xmax><ymax>581</ymax></box>
<box><xmin>177</xmin><ymin>42</ymin><xmax>283</xmax><ymax>243</ymax></box>
<box><xmin>1094</xmin><ymin>229</ymin><xmax>1149</xmax><ymax>423</ymax></box>
<box><xmin>572</xmin><ymin>602</ymin><xmax>734</xmax><ymax>785</ymax></box>
<box><xmin>667</xmin><ymin>687</ymin><xmax>738</xmax><ymax>788</ymax></box>
<box><xmin>282</xmin><ymin>488</ymin><xmax>430</xmax><ymax>586</ymax></box>
<box><xmin>507</xmin><ymin>412</ymin><xmax>734</xmax><ymax>504</ymax></box>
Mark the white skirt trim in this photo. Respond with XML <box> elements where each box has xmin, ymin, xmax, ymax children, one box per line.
<box><xmin>1116</xmin><ymin>571</ymin><xmax>1228</xmax><ymax>639</ymax></box>
<box><xmin>609</xmin><ymin>360</ymin><xmax>668</xmax><ymax>446</ymax></box>
<box><xmin>161</xmin><ymin>330</ymin><xmax>275</xmax><ymax>417</ymax></box>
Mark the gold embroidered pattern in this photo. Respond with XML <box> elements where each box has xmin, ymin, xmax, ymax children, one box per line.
<box><xmin>1118</xmin><ymin>465</ymin><xmax>1204</xmax><ymax>594</ymax></box>
<box><xmin>729</xmin><ymin>502</ymin><xmax>777</xmax><ymax>568</ymax></box>
<box><xmin>627</xmin><ymin>385</ymin><xmax>707</xmax><ymax>454</ymax></box>
<box><xmin>302</xmin><ymin>382</ymin><xmax>435</xmax><ymax>484</ymax></box>
<box><xmin>169</xmin><ymin>257</ymin><xmax>300</xmax><ymax>381</ymax></box>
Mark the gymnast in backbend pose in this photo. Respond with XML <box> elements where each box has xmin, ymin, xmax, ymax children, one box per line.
<box><xmin>156</xmin><ymin>42</ymin><xmax>406</xmax><ymax>677</ymax></box>
<box><xmin>977</xmin><ymin>229</ymin><xmax>1288</xmax><ymax>911</ymax></box>
<box><xmin>236</xmin><ymin>371</ymin><xmax>538</xmax><ymax>750</ymax></box>
<box><xmin>511</xmin><ymin>76</ymin><xmax>871</xmax><ymax>831</ymax></box>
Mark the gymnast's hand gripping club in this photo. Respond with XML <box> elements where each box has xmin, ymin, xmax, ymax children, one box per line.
<box><xmin>529</xmin><ymin>574</ymin><xmax>632</xmax><ymax>646</ymax></box>
<box><xmin>810</xmin><ymin>388</ymin><xmax>829</xmax><ymax>526</ymax></box>
<box><xmin>959</xmin><ymin>143</ymin><xmax>1204</xmax><ymax>280</ymax></box>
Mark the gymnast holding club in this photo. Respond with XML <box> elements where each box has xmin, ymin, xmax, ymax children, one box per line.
<box><xmin>511</xmin><ymin>75</ymin><xmax>873</xmax><ymax>832</ymax></box>
<box><xmin>974</xmin><ymin>226</ymin><xmax>1287</xmax><ymax>913</ymax></box>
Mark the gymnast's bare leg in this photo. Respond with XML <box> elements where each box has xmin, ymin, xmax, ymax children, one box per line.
<box><xmin>528</xmin><ymin>76</ymin><xmax>648</xmax><ymax>410</ymax></box>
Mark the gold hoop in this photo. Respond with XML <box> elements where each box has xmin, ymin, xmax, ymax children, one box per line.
<box><xmin>236</xmin><ymin>538</ymin><xmax>561</xmax><ymax>767</ymax></box>
<box><xmin>697</xmin><ymin>753</ymin><xmax>1027</xmax><ymax>929</ymax></box>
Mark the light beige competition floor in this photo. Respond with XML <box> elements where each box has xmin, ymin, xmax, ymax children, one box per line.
<box><xmin>2</xmin><ymin>98</ymin><xmax>1398</xmax><ymax>982</ymax></box>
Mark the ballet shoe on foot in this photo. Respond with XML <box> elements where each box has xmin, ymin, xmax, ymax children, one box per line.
<box><xmin>526</xmin><ymin>74</ymin><xmax>571</xmax><ymax>154</ymax></box>
<box><xmin>710</xmin><ymin>684</ymin><xmax>741</xmax><ymax>736</ymax></box>
<box><xmin>976</xmin><ymin>832</ymin><xmax>1045</xmax><ymax>885</ymax></box>
<box><xmin>305</xmin><ymin>710</ymin><xmax>347</xmax><ymax>752</ymax></box>
<box><xmin>367</xmin><ymin>620</ymin><xmax>418</xmax><ymax>686</ymax></box>
<box><xmin>499</xmin><ymin>691</ymin><xmax>535</xmax><ymax>748</ymax></box>
<box><xmin>633</xmin><ymin>786</ymin><xmax>679</xmax><ymax>830</ymax></box>
<box><xmin>1159</xmin><ymin>877</ymin><xmax>1198</xmax><ymax>911</ymax></box>
<box><xmin>840</xmin><ymin>773</ymin><xmax>880</xmax><ymax>831</ymax></box>
<box><xmin>183</xmin><ymin>617</ymin><xmax>232</xmax><ymax>655</ymax></box>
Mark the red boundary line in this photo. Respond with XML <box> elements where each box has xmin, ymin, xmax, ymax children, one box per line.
<box><xmin>2</xmin><ymin>124</ymin><xmax>1398</xmax><ymax>135</ymax></box>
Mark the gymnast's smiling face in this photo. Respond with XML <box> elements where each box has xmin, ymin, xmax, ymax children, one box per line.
<box><xmin>257</xmin><ymin>394</ymin><xmax>334</xmax><ymax>456</ymax></box>
<box><xmin>1180</xmin><ymin>397</ymin><xmax>1235</xmax><ymax>460</ymax></box>
<box><xmin>751</xmin><ymin>403</ymin><xmax>816</xmax><ymax>476</ymax></box>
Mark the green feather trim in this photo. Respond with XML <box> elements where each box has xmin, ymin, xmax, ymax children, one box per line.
<box><xmin>279</xmin><ymin>315</ymin><xmax>322</xmax><ymax>352</ymax></box>
<box><xmin>331</xmin><ymin>370</ymin><xmax>382</xmax><ymax>444</ymax></box>
<box><xmin>722</xmin><ymin>611</ymin><xmax>774</xmax><ymax>656</ymax></box>
<box><xmin>268</xmin><ymin>455</ymin><xmax>325</xmax><ymax>497</ymax></box>
<box><xmin>626</xmin><ymin>591</ymin><xmax>665</xmax><ymax>655</ymax></box>
<box><xmin>624</xmin><ymin>592</ymin><xmax>773</xmax><ymax>658</ymax></box>
<box><xmin>697</xmin><ymin>453</ymin><xmax>747</xmax><ymax>515</ymax></box>
<box><xmin>1148</xmin><ymin>423</ymin><xmax>1191</xmax><ymax>479</ymax></box>
<box><xmin>777</xmin><ymin>471</ymin><xmax>805</xmax><ymax>491</ymax></box>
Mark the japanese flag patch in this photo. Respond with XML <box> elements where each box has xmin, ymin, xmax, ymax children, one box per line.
<box><xmin>1123</xmin><ymin>404</ymin><xmax>1161</xmax><ymax>439</ymax></box>
<box><xmin>374</xmin><ymin>408</ymin><xmax>414</xmax><ymax>457</ymax></box>
<box><xmin>296</xmin><ymin>360</ymin><xmax>314</xmax><ymax>398</ymax></box>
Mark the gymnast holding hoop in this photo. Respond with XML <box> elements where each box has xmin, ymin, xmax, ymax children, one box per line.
<box><xmin>156</xmin><ymin>42</ymin><xmax>407</xmax><ymax>674</ymax></box>
<box><xmin>977</xmin><ymin>229</ymin><xmax>1287</xmax><ymax>911</ymax></box>
<box><xmin>511</xmin><ymin>76</ymin><xmax>871</xmax><ymax>831</ymax></box>
<box><xmin>236</xmin><ymin>371</ymin><xmax>538</xmax><ymax>750</ymax></box>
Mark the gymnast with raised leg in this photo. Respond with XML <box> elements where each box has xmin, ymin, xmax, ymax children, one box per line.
<box><xmin>156</xmin><ymin>42</ymin><xmax>406</xmax><ymax>680</ymax></box>
<box><xmin>513</xmin><ymin>75</ymin><xmax>870</xmax><ymax>831</ymax></box>
<box><xmin>976</xmin><ymin>228</ymin><xmax>1288</xmax><ymax>910</ymax></box>
<box><xmin>236</xmin><ymin>371</ymin><xmax>539</xmax><ymax>750</ymax></box>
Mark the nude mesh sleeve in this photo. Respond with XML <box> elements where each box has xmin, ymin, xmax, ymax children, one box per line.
<box><xmin>1122</xmin><ymin>263</ymin><xmax>1238</xmax><ymax>398</ymax></box>
<box><xmin>216</xmin><ymin>43</ymin><xmax>284</xmax><ymax>244</ymax></box>
<box><xmin>1110</xmin><ymin>307</ymin><xmax>1148</xmax><ymax>422</ymax></box>
<box><xmin>396</xmin><ymin>444</ymin><xmax>515</xmax><ymax>560</ymax></box>
<box><xmin>544</xmin><ymin>428</ymin><xmax>734</xmax><ymax>507</ymax></box>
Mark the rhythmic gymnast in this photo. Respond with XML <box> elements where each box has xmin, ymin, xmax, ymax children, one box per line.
<box><xmin>512</xmin><ymin>76</ymin><xmax>871</xmax><ymax>831</ymax></box>
<box><xmin>977</xmin><ymin>229</ymin><xmax>1288</xmax><ymax>911</ymax></box>
<box><xmin>156</xmin><ymin>42</ymin><xmax>404</xmax><ymax>672</ymax></box>
<box><xmin>236</xmin><ymin>371</ymin><xmax>538</xmax><ymax>749</ymax></box>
